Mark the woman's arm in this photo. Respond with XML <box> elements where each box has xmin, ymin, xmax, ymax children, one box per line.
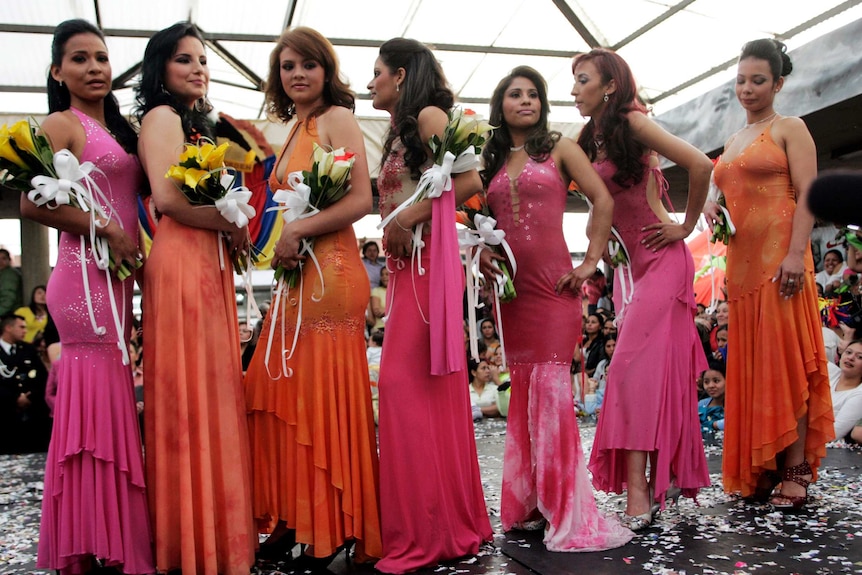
<box><xmin>834</xmin><ymin>390</ymin><xmax>862</xmax><ymax>440</ymax></box>
<box><xmin>19</xmin><ymin>111</ymin><xmax>138</xmax><ymax>267</ymax></box>
<box><xmin>383</xmin><ymin>106</ymin><xmax>483</xmax><ymax>259</ymax></box>
<box><xmin>773</xmin><ymin>116</ymin><xmax>818</xmax><ymax>295</ymax></box>
<box><xmin>273</xmin><ymin>106</ymin><xmax>373</xmax><ymax>268</ymax></box>
<box><xmin>628</xmin><ymin>111</ymin><xmax>712</xmax><ymax>249</ymax></box>
<box><xmin>138</xmin><ymin>106</ymin><xmax>242</xmax><ymax>234</ymax></box>
<box><xmin>554</xmin><ymin>138</ymin><xmax>614</xmax><ymax>294</ymax></box>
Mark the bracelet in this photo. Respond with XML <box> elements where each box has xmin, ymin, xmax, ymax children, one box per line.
<box><xmin>394</xmin><ymin>214</ymin><xmax>411</xmax><ymax>232</ymax></box>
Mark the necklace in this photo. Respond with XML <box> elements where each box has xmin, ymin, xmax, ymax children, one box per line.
<box><xmin>744</xmin><ymin>112</ymin><xmax>777</xmax><ymax>129</ymax></box>
<box><xmin>509</xmin><ymin>144</ymin><xmax>525</xmax><ymax>152</ymax></box>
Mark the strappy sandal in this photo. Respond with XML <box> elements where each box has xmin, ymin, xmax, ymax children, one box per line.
<box><xmin>744</xmin><ymin>469</ymin><xmax>782</xmax><ymax>503</ymax></box>
<box><xmin>621</xmin><ymin>507</ymin><xmax>656</xmax><ymax>531</ymax></box>
<box><xmin>769</xmin><ymin>460</ymin><xmax>812</xmax><ymax>512</ymax></box>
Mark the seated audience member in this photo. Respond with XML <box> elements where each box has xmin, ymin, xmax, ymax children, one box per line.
<box><xmin>713</xmin><ymin>324</ymin><xmax>728</xmax><ymax>362</ymax></box>
<box><xmin>486</xmin><ymin>343</ymin><xmax>510</xmax><ymax>387</ymax></box>
<box><xmin>0</xmin><ymin>314</ymin><xmax>50</xmax><ymax>453</ymax></box>
<box><xmin>816</xmin><ymin>249</ymin><xmax>849</xmax><ymax>295</ymax></box>
<box><xmin>584</xmin><ymin>335</ymin><xmax>617</xmax><ymax>417</ymax></box>
<box><xmin>468</xmin><ymin>356</ymin><xmax>500</xmax><ymax>418</ymax></box>
<box><xmin>367</xmin><ymin>330</ymin><xmax>384</xmax><ymax>424</ymax></box>
<box><xmin>698</xmin><ymin>359</ymin><xmax>726</xmax><ymax>436</ymax></box>
<box><xmin>369</xmin><ymin>267</ymin><xmax>389</xmax><ymax>332</ymax></box>
<box><xmin>361</xmin><ymin>240</ymin><xmax>385</xmax><ymax>288</ymax></box>
<box><xmin>239</xmin><ymin>320</ymin><xmax>256</xmax><ymax>373</ymax></box>
<box><xmin>0</xmin><ymin>249</ymin><xmax>23</xmax><ymax>317</ymax></box>
<box><xmin>581</xmin><ymin>312</ymin><xmax>606</xmax><ymax>378</ymax></box>
<box><xmin>478</xmin><ymin>318</ymin><xmax>500</xmax><ymax>350</ymax></box>
<box><xmin>828</xmin><ymin>339</ymin><xmax>862</xmax><ymax>441</ymax></box>
<box><xmin>15</xmin><ymin>285</ymin><xmax>50</xmax><ymax>343</ymax></box>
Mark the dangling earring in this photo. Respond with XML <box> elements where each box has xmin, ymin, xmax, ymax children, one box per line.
<box><xmin>603</xmin><ymin>93</ymin><xmax>609</xmax><ymax>103</ymax></box>
<box><xmin>58</xmin><ymin>80</ymin><xmax>64</xmax><ymax>87</ymax></box>
<box><xmin>160</xmin><ymin>83</ymin><xmax>170</xmax><ymax>96</ymax></box>
<box><xmin>287</xmin><ymin>102</ymin><xmax>296</xmax><ymax>116</ymax></box>
<box><xmin>396</xmin><ymin>83</ymin><xmax>400</xmax><ymax>93</ymax></box>
<box><xmin>194</xmin><ymin>96</ymin><xmax>206</xmax><ymax>113</ymax></box>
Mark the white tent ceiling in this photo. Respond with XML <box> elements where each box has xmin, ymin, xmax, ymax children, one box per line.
<box><xmin>2</xmin><ymin>0</ymin><xmax>862</xmax><ymax>125</ymax></box>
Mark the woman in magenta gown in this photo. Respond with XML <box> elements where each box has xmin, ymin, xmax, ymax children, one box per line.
<box><xmin>481</xmin><ymin>66</ymin><xmax>632</xmax><ymax>551</ymax></box>
<box><xmin>367</xmin><ymin>38</ymin><xmax>492</xmax><ymax>573</ymax></box>
<box><xmin>22</xmin><ymin>20</ymin><xmax>154</xmax><ymax>574</ymax></box>
<box><xmin>573</xmin><ymin>48</ymin><xmax>713</xmax><ymax>530</ymax></box>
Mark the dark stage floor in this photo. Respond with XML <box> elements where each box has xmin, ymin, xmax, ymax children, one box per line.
<box><xmin>2</xmin><ymin>419</ymin><xmax>860</xmax><ymax>575</ymax></box>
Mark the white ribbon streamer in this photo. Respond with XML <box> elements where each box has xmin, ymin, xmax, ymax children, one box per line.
<box><xmin>28</xmin><ymin>149</ymin><xmax>130</xmax><ymax>364</ymax></box>
<box><xmin>609</xmin><ymin>226</ymin><xmax>635</xmax><ymax>328</ymax></box>
<box><xmin>457</xmin><ymin>215</ymin><xmax>517</xmax><ymax>367</ymax></box>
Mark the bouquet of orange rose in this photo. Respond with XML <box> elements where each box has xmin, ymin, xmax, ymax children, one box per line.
<box><xmin>456</xmin><ymin>193</ymin><xmax>517</xmax><ymax>302</ymax></box>
<box><xmin>165</xmin><ymin>138</ymin><xmax>257</xmax><ymax>273</ymax></box>
<box><xmin>1</xmin><ymin>117</ymin><xmax>140</xmax><ymax>280</ymax></box>
<box><xmin>268</xmin><ymin>143</ymin><xmax>356</xmax><ymax>288</ymax></box>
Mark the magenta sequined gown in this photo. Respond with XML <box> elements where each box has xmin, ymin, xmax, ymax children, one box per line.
<box><xmin>587</xmin><ymin>157</ymin><xmax>710</xmax><ymax>503</ymax></box>
<box><xmin>38</xmin><ymin>108</ymin><xmax>154</xmax><ymax>574</ymax></box>
<box><xmin>375</xmin><ymin>140</ymin><xmax>492</xmax><ymax>574</ymax></box>
<box><xmin>486</xmin><ymin>157</ymin><xmax>632</xmax><ymax>551</ymax></box>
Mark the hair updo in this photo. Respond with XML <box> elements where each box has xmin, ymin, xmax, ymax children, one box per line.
<box><xmin>739</xmin><ymin>38</ymin><xmax>793</xmax><ymax>80</ymax></box>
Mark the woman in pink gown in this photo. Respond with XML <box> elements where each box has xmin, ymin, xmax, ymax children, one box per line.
<box><xmin>23</xmin><ymin>20</ymin><xmax>154</xmax><ymax>574</ymax></box>
<box><xmin>573</xmin><ymin>48</ymin><xmax>713</xmax><ymax>530</ymax></box>
<box><xmin>366</xmin><ymin>38</ymin><xmax>492</xmax><ymax>573</ymax></box>
<box><xmin>480</xmin><ymin>66</ymin><xmax>632</xmax><ymax>551</ymax></box>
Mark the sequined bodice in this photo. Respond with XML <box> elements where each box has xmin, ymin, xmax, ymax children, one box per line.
<box><xmin>377</xmin><ymin>138</ymin><xmax>432</xmax><ymax>220</ymax></box>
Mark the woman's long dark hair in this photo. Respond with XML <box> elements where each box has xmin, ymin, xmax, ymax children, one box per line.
<box><xmin>133</xmin><ymin>22</ymin><xmax>214</xmax><ymax>142</ymax></box>
<box><xmin>378</xmin><ymin>38</ymin><xmax>454</xmax><ymax>180</ymax></box>
<box><xmin>573</xmin><ymin>48</ymin><xmax>647</xmax><ymax>187</ymax></box>
<box><xmin>48</xmin><ymin>19</ymin><xmax>137</xmax><ymax>154</ymax></box>
<box><xmin>482</xmin><ymin>66</ymin><xmax>560</xmax><ymax>187</ymax></box>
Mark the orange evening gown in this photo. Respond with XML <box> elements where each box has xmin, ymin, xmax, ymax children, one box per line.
<box><xmin>714</xmin><ymin>123</ymin><xmax>834</xmax><ymax>497</ymax></box>
<box><xmin>143</xmin><ymin>220</ymin><xmax>256</xmax><ymax>570</ymax></box>
<box><xmin>244</xmin><ymin>116</ymin><xmax>382</xmax><ymax>560</ymax></box>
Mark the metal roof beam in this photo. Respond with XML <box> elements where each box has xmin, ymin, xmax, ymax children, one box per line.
<box><xmin>611</xmin><ymin>0</ymin><xmax>699</xmax><ymax>51</ymax></box>
<box><xmin>550</xmin><ymin>0</ymin><xmax>603</xmax><ymax>48</ymax></box>
<box><xmin>201</xmin><ymin>34</ymin><xmax>265</xmax><ymax>90</ymax></box>
<box><xmin>649</xmin><ymin>0</ymin><xmax>862</xmax><ymax>104</ymax></box>
<box><xmin>112</xmin><ymin>61</ymin><xmax>142</xmax><ymax>90</ymax></box>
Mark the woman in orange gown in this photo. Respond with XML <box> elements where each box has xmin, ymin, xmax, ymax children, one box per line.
<box><xmin>706</xmin><ymin>39</ymin><xmax>834</xmax><ymax>510</ymax></box>
<box><xmin>243</xmin><ymin>27</ymin><xmax>382</xmax><ymax>568</ymax></box>
<box><xmin>136</xmin><ymin>23</ymin><xmax>256</xmax><ymax>574</ymax></box>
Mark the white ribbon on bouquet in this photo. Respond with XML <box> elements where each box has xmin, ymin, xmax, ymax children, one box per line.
<box><xmin>27</xmin><ymin>149</ymin><xmax>130</xmax><ymax>365</ymax></box>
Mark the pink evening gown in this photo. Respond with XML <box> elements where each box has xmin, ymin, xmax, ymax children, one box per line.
<box><xmin>587</xmin><ymin>156</ymin><xmax>710</xmax><ymax>504</ymax></box>
<box><xmin>38</xmin><ymin>107</ymin><xmax>154</xmax><ymax>574</ymax></box>
<box><xmin>487</xmin><ymin>156</ymin><xmax>632</xmax><ymax>551</ymax></box>
<box><xmin>374</xmin><ymin>139</ymin><xmax>492</xmax><ymax>574</ymax></box>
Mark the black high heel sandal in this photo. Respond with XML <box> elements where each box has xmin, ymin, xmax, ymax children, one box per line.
<box><xmin>295</xmin><ymin>540</ymin><xmax>355</xmax><ymax>573</ymax></box>
<box><xmin>256</xmin><ymin>529</ymin><xmax>297</xmax><ymax>563</ymax></box>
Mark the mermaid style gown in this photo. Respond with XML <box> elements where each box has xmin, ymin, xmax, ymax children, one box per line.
<box><xmin>143</xmin><ymin>139</ymin><xmax>256</xmax><ymax>572</ymax></box>
<box><xmin>487</xmin><ymin>157</ymin><xmax>632</xmax><ymax>551</ymax></box>
<box><xmin>39</xmin><ymin>108</ymin><xmax>154</xmax><ymax>574</ymax></box>
<box><xmin>588</xmin><ymin>156</ymin><xmax>711</xmax><ymax>503</ymax></box>
<box><xmin>244</xmin><ymin>117</ymin><xmax>382</xmax><ymax>560</ymax></box>
<box><xmin>714</xmin><ymin>123</ymin><xmax>833</xmax><ymax>497</ymax></box>
<box><xmin>375</xmin><ymin>139</ymin><xmax>492</xmax><ymax>574</ymax></box>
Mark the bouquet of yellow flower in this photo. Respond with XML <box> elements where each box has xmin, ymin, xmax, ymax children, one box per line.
<box><xmin>456</xmin><ymin>193</ymin><xmax>517</xmax><ymax>302</ymax></box>
<box><xmin>269</xmin><ymin>143</ymin><xmax>356</xmax><ymax>287</ymax></box>
<box><xmin>2</xmin><ymin>118</ymin><xmax>140</xmax><ymax>280</ymax></box>
<box><xmin>165</xmin><ymin>138</ymin><xmax>257</xmax><ymax>272</ymax></box>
